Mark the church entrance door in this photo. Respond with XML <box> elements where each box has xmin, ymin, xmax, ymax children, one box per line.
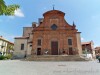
<box><xmin>69</xmin><ymin>47</ymin><xmax>73</xmax><ymax>55</ymax></box>
<box><xmin>51</xmin><ymin>41</ymin><xmax>58</xmax><ymax>55</ymax></box>
<box><xmin>37</xmin><ymin>48</ymin><xmax>41</xmax><ymax>55</ymax></box>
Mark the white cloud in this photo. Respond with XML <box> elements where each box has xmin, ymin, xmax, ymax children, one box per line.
<box><xmin>81</xmin><ymin>37</ymin><xmax>84</xmax><ymax>41</ymax></box>
<box><xmin>14</xmin><ymin>9</ymin><xmax>25</xmax><ymax>17</ymax></box>
<box><xmin>7</xmin><ymin>9</ymin><xmax>24</xmax><ymax>20</ymax></box>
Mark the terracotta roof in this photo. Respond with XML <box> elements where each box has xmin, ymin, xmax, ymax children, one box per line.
<box><xmin>95</xmin><ymin>46</ymin><xmax>100</xmax><ymax>49</ymax></box>
<box><xmin>15</xmin><ymin>36</ymin><xmax>29</xmax><ymax>39</ymax></box>
<box><xmin>82</xmin><ymin>41</ymin><xmax>94</xmax><ymax>45</ymax></box>
<box><xmin>43</xmin><ymin>10</ymin><xmax>65</xmax><ymax>16</ymax></box>
<box><xmin>81</xmin><ymin>42</ymin><xmax>91</xmax><ymax>45</ymax></box>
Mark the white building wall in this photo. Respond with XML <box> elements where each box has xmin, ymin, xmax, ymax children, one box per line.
<box><xmin>14</xmin><ymin>39</ymin><xmax>28</xmax><ymax>58</ymax></box>
<box><xmin>76</xmin><ymin>32</ymin><xmax>82</xmax><ymax>55</ymax></box>
<box><xmin>27</xmin><ymin>34</ymin><xmax>33</xmax><ymax>56</ymax></box>
<box><xmin>0</xmin><ymin>40</ymin><xmax>2</xmax><ymax>53</ymax></box>
<box><xmin>4</xmin><ymin>42</ymin><xmax>8</xmax><ymax>55</ymax></box>
<box><xmin>0</xmin><ymin>40</ymin><xmax>8</xmax><ymax>55</ymax></box>
<box><xmin>14</xmin><ymin>38</ymin><xmax>32</xmax><ymax>58</ymax></box>
<box><xmin>27</xmin><ymin>43</ymin><xmax>32</xmax><ymax>56</ymax></box>
<box><xmin>90</xmin><ymin>41</ymin><xmax>96</xmax><ymax>58</ymax></box>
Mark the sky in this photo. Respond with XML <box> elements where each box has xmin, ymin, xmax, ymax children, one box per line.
<box><xmin>0</xmin><ymin>0</ymin><xmax>100</xmax><ymax>47</ymax></box>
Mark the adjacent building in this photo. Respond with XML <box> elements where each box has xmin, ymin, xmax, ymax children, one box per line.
<box><xmin>95</xmin><ymin>47</ymin><xmax>100</xmax><ymax>55</ymax></box>
<box><xmin>81</xmin><ymin>41</ymin><xmax>95</xmax><ymax>57</ymax></box>
<box><xmin>0</xmin><ymin>36</ymin><xmax>14</xmax><ymax>55</ymax></box>
<box><xmin>14</xmin><ymin>9</ymin><xmax>82</xmax><ymax>58</ymax></box>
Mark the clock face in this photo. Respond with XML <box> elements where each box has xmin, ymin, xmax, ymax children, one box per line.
<box><xmin>51</xmin><ymin>24</ymin><xmax>57</xmax><ymax>30</ymax></box>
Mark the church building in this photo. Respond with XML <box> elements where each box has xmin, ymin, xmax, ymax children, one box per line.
<box><xmin>14</xmin><ymin>9</ymin><xmax>82</xmax><ymax>58</ymax></box>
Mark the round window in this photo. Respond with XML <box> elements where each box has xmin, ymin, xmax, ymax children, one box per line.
<box><xmin>51</xmin><ymin>24</ymin><xmax>57</xmax><ymax>30</ymax></box>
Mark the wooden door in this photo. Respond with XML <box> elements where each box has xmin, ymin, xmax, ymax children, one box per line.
<box><xmin>37</xmin><ymin>48</ymin><xmax>41</xmax><ymax>55</ymax></box>
<box><xmin>69</xmin><ymin>47</ymin><xmax>73</xmax><ymax>55</ymax></box>
<box><xmin>51</xmin><ymin>41</ymin><xmax>58</xmax><ymax>55</ymax></box>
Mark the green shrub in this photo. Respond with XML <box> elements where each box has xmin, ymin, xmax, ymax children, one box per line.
<box><xmin>0</xmin><ymin>55</ymin><xmax>5</xmax><ymax>60</ymax></box>
<box><xmin>4</xmin><ymin>54</ymin><xmax>12</xmax><ymax>59</ymax></box>
<box><xmin>0</xmin><ymin>54</ymin><xmax>12</xmax><ymax>60</ymax></box>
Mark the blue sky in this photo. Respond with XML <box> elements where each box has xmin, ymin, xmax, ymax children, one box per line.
<box><xmin>0</xmin><ymin>0</ymin><xmax>100</xmax><ymax>47</ymax></box>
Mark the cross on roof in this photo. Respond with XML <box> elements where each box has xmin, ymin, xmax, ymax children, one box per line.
<box><xmin>53</xmin><ymin>5</ymin><xmax>55</xmax><ymax>10</ymax></box>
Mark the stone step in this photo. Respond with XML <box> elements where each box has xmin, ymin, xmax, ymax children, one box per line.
<box><xmin>25</xmin><ymin>55</ymin><xmax>88</xmax><ymax>61</ymax></box>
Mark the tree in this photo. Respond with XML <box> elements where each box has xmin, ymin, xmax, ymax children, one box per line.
<box><xmin>0</xmin><ymin>0</ymin><xmax>19</xmax><ymax>16</ymax></box>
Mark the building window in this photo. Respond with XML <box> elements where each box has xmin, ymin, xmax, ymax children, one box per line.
<box><xmin>30</xmin><ymin>45</ymin><xmax>32</xmax><ymax>47</ymax></box>
<box><xmin>51</xmin><ymin>24</ymin><xmax>57</xmax><ymax>30</ymax></box>
<box><xmin>68</xmin><ymin>39</ymin><xmax>72</xmax><ymax>45</ymax></box>
<box><xmin>37</xmin><ymin>39</ymin><xmax>41</xmax><ymax>46</ymax></box>
<box><xmin>1</xmin><ymin>46</ymin><xmax>4</xmax><ymax>48</ymax></box>
<box><xmin>21</xmin><ymin>44</ymin><xmax>24</xmax><ymax>50</ymax></box>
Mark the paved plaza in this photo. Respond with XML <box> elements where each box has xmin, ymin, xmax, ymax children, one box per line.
<box><xmin>0</xmin><ymin>60</ymin><xmax>100</xmax><ymax>75</ymax></box>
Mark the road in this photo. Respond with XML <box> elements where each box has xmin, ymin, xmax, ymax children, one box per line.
<box><xmin>0</xmin><ymin>60</ymin><xmax>100</xmax><ymax>75</ymax></box>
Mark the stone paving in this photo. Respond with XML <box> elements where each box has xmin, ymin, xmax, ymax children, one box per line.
<box><xmin>0</xmin><ymin>60</ymin><xmax>100</xmax><ymax>75</ymax></box>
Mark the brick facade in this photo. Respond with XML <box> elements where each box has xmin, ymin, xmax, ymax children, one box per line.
<box><xmin>31</xmin><ymin>10</ymin><xmax>81</xmax><ymax>55</ymax></box>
